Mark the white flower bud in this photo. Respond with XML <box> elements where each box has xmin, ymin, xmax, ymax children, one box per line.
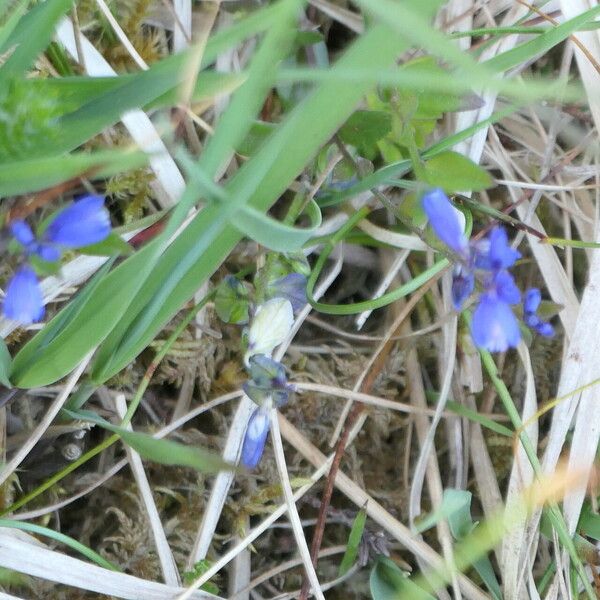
<box><xmin>246</xmin><ymin>298</ymin><xmax>293</xmax><ymax>363</ymax></box>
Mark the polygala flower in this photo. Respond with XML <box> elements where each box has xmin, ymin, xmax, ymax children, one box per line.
<box><xmin>3</xmin><ymin>195</ymin><xmax>111</xmax><ymax>324</ymax></box>
<box><xmin>45</xmin><ymin>195</ymin><xmax>110</xmax><ymax>248</ymax></box>
<box><xmin>421</xmin><ymin>188</ymin><xmax>553</xmax><ymax>352</ymax></box>
<box><xmin>3</xmin><ymin>266</ymin><xmax>44</xmax><ymax>324</ymax></box>
<box><xmin>523</xmin><ymin>288</ymin><xmax>554</xmax><ymax>337</ymax></box>
<box><xmin>240</xmin><ymin>406</ymin><xmax>271</xmax><ymax>469</ymax></box>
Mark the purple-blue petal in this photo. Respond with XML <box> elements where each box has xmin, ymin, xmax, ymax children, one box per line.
<box><xmin>523</xmin><ymin>288</ymin><xmax>541</xmax><ymax>315</ymax></box>
<box><xmin>10</xmin><ymin>220</ymin><xmax>35</xmax><ymax>248</ymax></box>
<box><xmin>45</xmin><ymin>195</ymin><xmax>110</xmax><ymax>248</ymax></box>
<box><xmin>422</xmin><ymin>189</ymin><xmax>467</xmax><ymax>254</ymax></box>
<box><xmin>493</xmin><ymin>270</ymin><xmax>520</xmax><ymax>304</ymax></box>
<box><xmin>35</xmin><ymin>243</ymin><xmax>61</xmax><ymax>263</ymax></box>
<box><xmin>471</xmin><ymin>295</ymin><xmax>520</xmax><ymax>353</ymax></box>
<box><xmin>268</xmin><ymin>273</ymin><xmax>307</xmax><ymax>312</ymax></box>
<box><xmin>3</xmin><ymin>266</ymin><xmax>44</xmax><ymax>324</ymax></box>
<box><xmin>524</xmin><ymin>312</ymin><xmax>541</xmax><ymax>329</ymax></box>
<box><xmin>240</xmin><ymin>407</ymin><xmax>271</xmax><ymax>469</ymax></box>
<box><xmin>536</xmin><ymin>322</ymin><xmax>554</xmax><ymax>337</ymax></box>
<box><xmin>451</xmin><ymin>264</ymin><xmax>474</xmax><ymax>310</ymax></box>
<box><xmin>488</xmin><ymin>227</ymin><xmax>521</xmax><ymax>270</ymax></box>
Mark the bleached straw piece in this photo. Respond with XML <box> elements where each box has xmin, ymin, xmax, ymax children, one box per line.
<box><xmin>173</xmin><ymin>0</ymin><xmax>192</xmax><ymax>52</ymax></box>
<box><xmin>114</xmin><ymin>394</ymin><xmax>181</xmax><ymax>586</ymax></box>
<box><xmin>0</xmin><ymin>530</ymin><xmax>219</xmax><ymax>600</ymax></box>
<box><xmin>501</xmin><ymin>344</ymin><xmax>539</xmax><ymax>600</ymax></box>
<box><xmin>269</xmin><ymin>412</ymin><xmax>325</xmax><ymax>600</ymax></box>
<box><xmin>54</xmin><ymin>19</ymin><xmax>185</xmax><ymax>207</ymax></box>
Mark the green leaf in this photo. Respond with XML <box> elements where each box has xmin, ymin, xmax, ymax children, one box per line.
<box><xmin>370</xmin><ymin>557</ymin><xmax>435</xmax><ymax>600</ymax></box>
<box><xmin>414</xmin><ymin>489</ymin><xmax>474</xmax><ymax>535</ymax></box>
<box><xmin>80</xmin><ymin>233</ymin><xmax>134</xmax><ymax>257</ymax></box>
<box><xmin>215</xmin><ymin>276</ymin><xmax>250</xmax><ymax>324</ymax></box>
<box><xmin>442</xmin><ymin>489</ymin><xmax>502</xmax><ymax>600</ymax></box>
<box><xmin>338</xmin><ymin>507</ymin><xmax>367</xmax><ymax>576</ymax></box>
<box><xmin>66</xmin><ymin>409</ymin><xmax>234</xmax><ymax>475</ymax></box>
<box><xmin>444</xmin><ymin>489</ymin><xmax>476</xmax><ymax>539</ymax></box>
<box><xmin>183</xmin><ymin>560</ymin><xmax>220</xmax><ymax>594</ymax></box>
<box><xmin>233</xmin><ymin>199</ymin><xmax>322</xmax><ymax>252</ymax></box>
<box><xmin>578</xmin><ymin>504</ymin><xmax>600</xmax><ymax>541</ymax></box>
<box><xmin>10</xmin><ymin>241</ymin><xmax>162</xmax><ymax>387</ymax></box>
<box><xmin>339</xmin><ymin>110</ymin><xmax>392</xmax><ymax>149</ymax></box>
<box><xmin>0</xmin><ymin>339</ymin><xmax>12</xmax><ymax>388</ymax></box>
<box><xmin>0</xmin><ymin>150</ymin><xmax>147</xmax><ymax>197</ymax></box>
<box><xmin>424</xmin><ymin>151</ymin><xmax>491</xmax><ymax>192</ymax></box>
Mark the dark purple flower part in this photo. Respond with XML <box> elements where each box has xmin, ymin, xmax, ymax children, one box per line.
<box><xmin>422</xmin><ymin>188</ymin><xmax>468</xmax><ymax>256</ymax></box>
<box><xmin>451</xmin><ymin>264</ymin><xmax>474</xmax><ymax>310</ymax></box>
<box><xmin>46</xmin><ymin>195</ymin><xmax>110</xmax><ymax>248</ymax></box>
<box><xmin>471</xmin><ymin>294</ymin><xmax>520</xmax><ymax>352</ymax></box>
<box><xmin>523</xmin><ymin>288</ymin><xmax>554</xmax><ymax>337</ymax></box>
<box><xmin>3</xmin><ymin>266</ymin><xmax>44</xmax><ymax>324</ymax></box>
<box><xmin>243</xmin><ymin>354</ymin><xmax>296</xmax><ymax>407</ymax></box>
<box><xmin>240</xmin><ymin>406</ymin><xmax>271</xmax><ymax>469</ymax></box>
<box><xmin>267</xmin><ymin>273</ymin><xmax>307</xmax><ymax>312</ymax></box>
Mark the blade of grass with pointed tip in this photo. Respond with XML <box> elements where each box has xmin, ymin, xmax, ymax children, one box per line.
<box><xmin>65</xmin><ymin>409</ymin><xmax>233</xmax><ymax>475</ymax></box>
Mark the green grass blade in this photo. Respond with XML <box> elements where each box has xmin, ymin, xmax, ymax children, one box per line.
<box><xmin>65</xmin><ymin>409</ymin><xmax>234</xmax><ymax>475</ymax></box>
<box><xmin>0</xmin><ymin>150</ymin><xmax>147</xmax><ymax>197</ymax></box>
<box><xmin>0</xmin><ymin>0</ymin><xmax>72</xmax><ymax>83</ymax></box>
<box><xmin>484</xmin><ymin>5</ymin><xmax>600</xmax><ymax>73</ymax></box>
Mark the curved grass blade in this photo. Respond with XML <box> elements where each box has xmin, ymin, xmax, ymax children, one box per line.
<box><xmin>0</xmin><ymin>520</ymin><xmax>120</xmax><ymax>571</ymax></box>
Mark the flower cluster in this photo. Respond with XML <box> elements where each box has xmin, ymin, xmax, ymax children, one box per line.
<box><xmin>3</xmin><ymin>195</ymin><xmax>111</xmax><ymax>324</ymax></box>
<box><xmin>422</xmin><ymin>189</ymin><xmax>554</xmax><ymax>352</ymax></box>
<box><xmin>237</xmin><ymin>272</ymin><xmax>306</xmax><ymax>469</ymax></box>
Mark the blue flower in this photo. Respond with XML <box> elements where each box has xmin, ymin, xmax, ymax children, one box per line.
<box><xmin>471</xmin><ymin>294</ymin><xmax>521</xmax><ymax>352</ymax></box>
<box><xmin>3</xmin><ymin>266</ymin><xmax>44</xmax><ymax>324</ymax></box>
<box><xmin>267</xmin><ymin>273</ymin><xmax>307</xmax><ymax>312</ymax></box>
<box><xmin>523</xmin><ymin>288</ymin><xmax>554</xmax><ymax>337</ymax></box>
<box><xmin>422</xmin><ymin>188</ymin><xmax>468</xmax><ymax>256</ymax></box>
<box><xmin>45</xmin><ymin>195</ymin><xmax>110</xmax><ymax>248</ymax></box>
<box><xmin>10</xmin><ymin>195</ymin><xmax>110</xmax><ymax>263</ymax></box>
<box><xmin>240</xmin><ymin>406</ymin><xmax>271</xmax><ymax>469</ymax></box>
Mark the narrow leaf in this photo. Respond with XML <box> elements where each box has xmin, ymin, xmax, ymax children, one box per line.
<box><xmin>338</xmin><ymin>507</ymin><xmax>367</xmax><ymax>576</ymax></box>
